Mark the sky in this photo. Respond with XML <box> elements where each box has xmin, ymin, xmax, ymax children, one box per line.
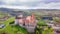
<box><xmin>0</xmin><ymin>0</ymin><xmax>60</xmax><ymax>9</ymax></box>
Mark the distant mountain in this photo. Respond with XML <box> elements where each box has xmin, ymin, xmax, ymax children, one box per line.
<box><xmin>0</xmin><ymin>8</ymin><xmax>14</xmax><ymax>12</ymax></box>
<box><xmin>0</xmin><ymin>8</ymin><xmax>30</xmax><ymax>16</ymax></box>
<box><xmin>0</xmin><ymin>7</ymin><xmax>60</xmax><ymax>16</ymax></box>
<box><xmin>0</xmin><ymin>7</ymin><xmax>60</xmax><ymax>12</ymax></box>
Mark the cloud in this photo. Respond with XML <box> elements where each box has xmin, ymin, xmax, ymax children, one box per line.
<box><xmin>0</xmin><ymin>0</ymin><xmax>60</xmax><ymax>9</ymax></box>
<box><xmin>0</xmin><ymin>5</ymin><xmax>34</xmax><ymax>9</ymax></box>
<box><xmin>36</xmin><ymin>2</ymin><xmax>60</xmax><ymax>9</ymax></box>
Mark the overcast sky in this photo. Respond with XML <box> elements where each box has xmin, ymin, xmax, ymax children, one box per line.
<box><xmin>0</xmin><ymin>0</ymin><xmax>60</xmax><ymax>9</ymax></box>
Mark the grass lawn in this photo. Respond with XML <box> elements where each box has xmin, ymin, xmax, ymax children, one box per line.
<box><xmin>0</xmin><ymin>17</ymin><xmax>27</xmax><ymax>34</ymax></box>
<box><xmin>37</xmin><ymin>19</ymin><xmax>47</xmax><ymax>26</ymax></box>
<box><xmin>0</xmin><ymin>17</ymin><xmax>15</xmax><ymax>34</ymax></box>
<box><xmin>0</xmin><ymin>21</ymin><xmax>4</xmax><ymax>23</ymax></box>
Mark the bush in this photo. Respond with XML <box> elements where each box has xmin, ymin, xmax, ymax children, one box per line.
<box><xmin>9</xmin><ymin>21</ymin><xmax>14</xmax><ymax>24</ymax></box>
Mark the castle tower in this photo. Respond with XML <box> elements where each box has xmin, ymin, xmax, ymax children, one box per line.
<box><xmin>31</xmin><ymin>12</ymin><xmax>35</xmax><ymax>23</ymax></box>
<box><xmin>25</xmin><ymin>12</ymin><xmax>36</xmax><ymax>32</ymax></box>
<box><xmin>31</xmin><ymin>12</ymin><xmax>35</xmax><ymax>18</ymax></box>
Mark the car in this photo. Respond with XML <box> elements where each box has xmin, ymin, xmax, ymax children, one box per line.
<box><xmin>0</xmin><ymin>24</ymin><xmax>5</xmax><ymax>28</ymax></box>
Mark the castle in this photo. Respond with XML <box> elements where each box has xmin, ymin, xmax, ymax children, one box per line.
<box><xmin>15</xmin><ymin>12</ymin><xmax>37</xmax><ymax>32</ymax></box>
